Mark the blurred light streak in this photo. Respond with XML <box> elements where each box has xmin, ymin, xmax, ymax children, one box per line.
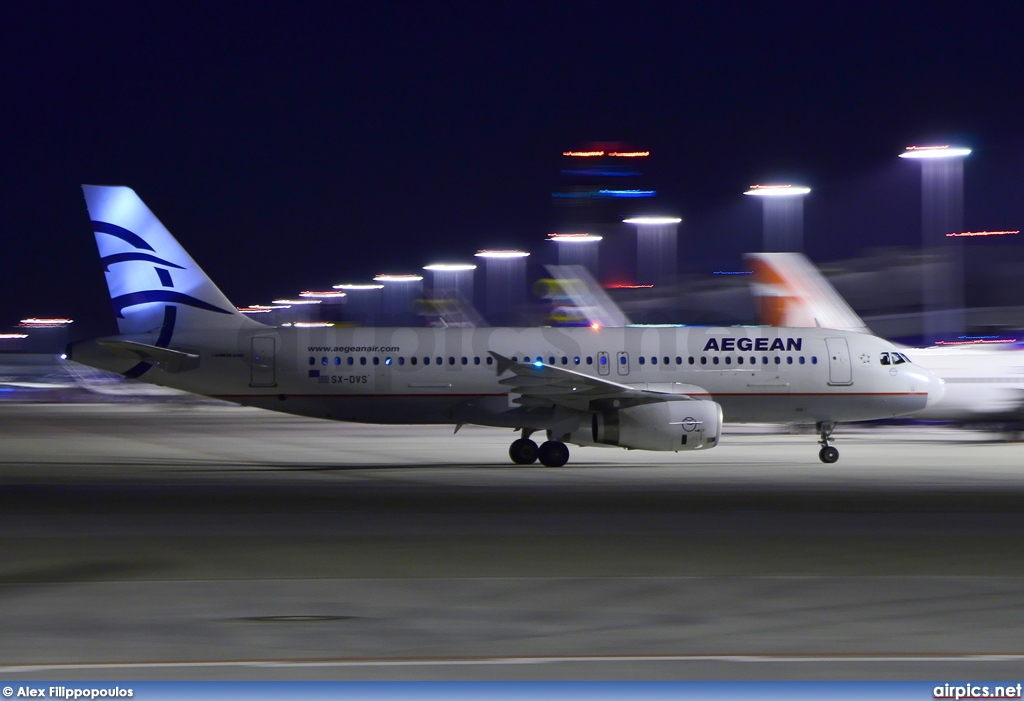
<box><xmin>272</xmin><ymin>299</ymin><xmax>321</xmax><ymax>305</ymax></box>
<box><xmin>19</xmin><ymin>318</ymin><xmax>73</xmax><ymax>326</ymax></box>
<box><xmin>946</xmin><ymin>230</ymin><xmax>1019</xmax><ymax>238</ymax></box>
<box><xmin>299</xmin><ymin>290</ymin><xmax>347</xmax><ymax>298</ymax></box>
<box><xmin>475</xmin><ymin>250</ymin><xmax>529</xmax><ymax>258</ymax></box>
<box><xmin>0</xmin><ymin>333</ymin><xmax>30</xmax><ymax>339</ymax></box>
<box><xmin>548</xmin><ymin>233</ymin><xmax>603</xmax><ymax>242</ymax></box>
<box><xmin>743</xmin><ymin>185</ymin><xmax>811</xmax><ymax>197</ymax></box>
<box><xmin>562</xmin><ymin>150</ymin><xmax>605</xmax><ymax>157</ymax></box>
<box><xmin>373</xmin><ymin>274</ymin><xmax>424</xmax><ymax>282</ymax></box>
<box><xmin>622</xmin><ymin>216</ymin><xmax>682</xmax><ymax>225</ymax></box>
<box><xmin>899</xmin><ymin>145</ymin><xmax>972</xmax><ymax>159</ymax></box>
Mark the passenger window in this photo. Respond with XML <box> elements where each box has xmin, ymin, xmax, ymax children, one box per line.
<box><xmin>308</xmin><ymin>357</ymin><xmax>315</xmax><ymax>365</ymax></box>
<box><xmin>880</xmin><ymin>352</ymin><xmax>890</xmax><ymax>366</ymax></box>
<box><xmin>786</xmin><ymin>357</ymin><xmax>793</xmax><ymax>364</ymax></box>
<box><xmin>561</xmin><ymin>356</ymin><xmax>568</xmax><ymax>365</ymax></box>
<box><xmin>574</xmin><ymin>356</ymin><xmax>580</xmax><ymax>365</ymax></box>
<box><xmin>410</xmin><ymin>357</ymin><xmax>417</xmax><ymax>365</ymax></box>
<box><xmin>737</xmin><ymin>357</ymin><xmax>744</xmax><ymax>365</ymax></box>
<box><xmin>725</xmin><ymin>357</ymin><xmax>732</xmax><ymax>365</ymax></box>
<box><xmin>676</xmin><ymin>356</ymin><xmax>682</xmax><ymax>365</ymax></box>
<box><xmin>424</xmin><ymin>357</ymin><xmax>430</xmax><ymax>365</ymax></box>
<box><xmin>762</xmin><ymin>356</ymin><xmax>768</xmax><ymax>364</ymax></box>
<box><xmin>373</xmin><ymin>357</ymin><xmax>380</xmax><ymax>366</ymax></box>
<box><xmin>651</xmin><ymin>356</ymin><xmax>658</xmax><ymax>365</ymax></box>
<box><xmin>639</xmin><ymin>357</ymin><xmax>646</xmax><ymax>365</ymax></box>
<box><xmin>774</xmin><ymin>357</ymin><xmax>781</xmax><ymax>365</ymax></box>
<box><xmin>486</xmin><ymin>357</ymin><xmax>494</xmax><ymax>365</ymax></box>
<box><xmin>664</xmin><ymin>356</ymin><xmax>670</xmax><ymax>365</ymax></box>
<box><xmin>385</xmin><ymin>357</ymin><xmax>392</xmax><ymax>365</ymax></box>
<box><xmin>811</xmin><ymin>356</ymin><xmax>817</xmax><ymax>364</ymax></box>
<box><xmin>461</xmin><ymin>357</ymin><xmax>468</xmax><ymax>365</ymax></box>
<box><xmin>598</xmin><ymin>356</ymin><xmax>606</xmax><ymax>365</ymax></box>
<box><xmin>587</xmin><ymin>356</ymin><xmax>593</xmax><ymax>365</ymax></box>
<box><xmin>448</xmin><ymin>357</ymin><xmax>455</xmax><ymax>365</ymax></box>
<box><xmin>549</xmin><ymin>356</ymin><xmax>555</xmax><ymax>365</ymax></box>
<box><xmin>688</xmin><ymin>357</ymin><xmax>694</xmax><ymax>365</ymax></box>
<box><xmin>347</xmin><ymin>357</ymin><xmax>354</xmax><ymax>366</ymax></box>
<box><xmin>700</xmin><ymin>357</ymin><xmax>707</xmax><ymax>365</ymax></box>
<box><xmin>399</xmin><ymin>357</ymin><xmax>405</xmax><ymax>365</ymax></box>
<box><xmin>750</xmin><ymin>356</ymin><xmax>756</xmax><ymax>364</ymax></box>
<box><xmin>799</xmin><ymin>356</ymin><xmax>805</xmax><ymax>365</ymax></box>
<box><xmin>321</xmin><ymin>357</ymin><xmax>328</xmax><ymax>366</ymax></box>
<box><xmin>712</xmin><ymin>357</ymin><xmax>719</xmax><ymax>365</ymax></box>
<box><xmin>334</xmin><ymin>357</ymin><xmax>340</xmax><ymax>365</ymax></box>
<box><xmin>437</xmin><ymin>357</ymin><xmax>443</xmax><ymax>365</ymax></box>
<box><xmin>474</xmin><ymin>357</ymin><xmax>480</xmax><ymax>365</ymax></box>
<box><xmin>360</xmin><ymin>357</ymin><xmax>367</xmax><ymax>365</ymax></box>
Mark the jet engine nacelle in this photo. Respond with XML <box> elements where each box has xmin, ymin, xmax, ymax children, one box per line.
<box><xmin>566</xmin><ymin>399</ymin><xmax>722</xmax><ymax>452</ymax></box>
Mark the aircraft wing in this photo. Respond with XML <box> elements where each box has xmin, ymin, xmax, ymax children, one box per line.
<box><xmin>490</xmin><ymin>352</ymin><xmax>705</xmax><ymax>411</ymax></box>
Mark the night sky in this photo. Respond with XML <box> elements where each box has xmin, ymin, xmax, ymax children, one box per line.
<box><xmin>5</xmin><ymin>2</ymin><xmax>1024</xmax><ymax>336</ymax></box>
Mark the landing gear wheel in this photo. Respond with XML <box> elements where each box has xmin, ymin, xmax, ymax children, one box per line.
<box><xmin>816</xmin><ymin>421</ymin><xmax>839</xmax><ymax>463</ymax></box>
<box><xmin>818</xmin><ymin>446</ymin><xmax>839</xmax><ymax>464</ymax></box>
<box><xmin>538</xmin><ymin>440</ymin><xmax>570</xmax><ymax>467</ymax></box>
<box><xmin>509</xmin><ymin>438</ymin><xmax>539</xmax><ymax>465</ymax></box>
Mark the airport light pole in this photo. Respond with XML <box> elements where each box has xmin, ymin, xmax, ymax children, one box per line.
<box><xmin>373</xmin><ymin>274</ymin><xmax>424</xmax><ymax>326</ymax></box>
<box><xmin>332</xmin><ymin>283</ymin><xmax>384</xmax><ymax>326</ymax></box>
<box><xmin>899</xmin><ymin>145</ymin><xmax>970</xmax><ymax>344</ymax></box>
<box><xmin>622</xmin><ymin>216</ymin><xmax>681</xmax><ymax>286</ymax></box>
<box><xmin>743</xmin><ymin>184</ymin><xmax>811</xmax><ymax>252</ymax></box>
<box><xmin>547</xmin><ymin>233</ymin><xmax>602</xmax><ymax>275</ymax></box>
<box><xmin>475</xmin><ymin>250</ymin><xmax>530</xmax><ymax>324</ymax></box>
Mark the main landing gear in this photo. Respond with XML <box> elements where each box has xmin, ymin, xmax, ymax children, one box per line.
<box><xmin>508</xmin><ymin>430</ymin><xmax>570</xmax><ymax>467</ymax></box>
<box><xmin>817</xmin><ymin>421</ymin><xmax>839</xmax><ymax>464</ymax></box>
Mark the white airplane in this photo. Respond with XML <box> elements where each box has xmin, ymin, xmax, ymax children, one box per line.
<box><xmin>746</xmin><ymin>251</ymin><xmax>1024</xmax><ymax>426</ymax></box>
<box><xmin>67</xmin><ymin>186</ymin><xmax>943</xmax><ymax>465</ymax></box>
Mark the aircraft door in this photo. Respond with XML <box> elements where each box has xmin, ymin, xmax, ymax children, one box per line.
<box><xmin>616</xmin><ymin>351</ymin><xmax>630</xmax><ymax>376</ymax></box>
<box><xmin>250</xmin><ymin>337</ymin><xmax>276</xmax><ymax>387</ymax></box>
<box><xmin>597</xmin><ymin>351</ymin><xmax>610</xmax><ymax>376</ymax></box>
<box><xmin>825</xmin><ymin>337</ymin><xmax>852</xmax><ymax>386</ymax></box>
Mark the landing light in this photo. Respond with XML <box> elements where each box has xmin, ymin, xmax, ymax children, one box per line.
<box><xmin>622</xmin><ymin>216</ymin><xmax>682</xmax><ymax>225</ymax></box>
<box><xmin>590</xmin><ymin>322</ymin><xmax>601</xmax><ymax>331</ymax></box>
<box><xmin>743</xmin><ymin>185</ymin><xmax>811</xmax><ymax>197</ymax></box>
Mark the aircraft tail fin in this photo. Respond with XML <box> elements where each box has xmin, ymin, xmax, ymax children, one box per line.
<box><xmin>743</xmin><ymin>252</ymin><xmax>869</xmax><ymax>332</ymax></box>
<box><xmin>82</xmin><ymin>185</ymin><xmax>260</xmax><ymax>335</ymax></box>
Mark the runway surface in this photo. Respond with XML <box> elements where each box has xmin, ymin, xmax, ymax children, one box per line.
<box><xmin>2</xmin><ymin>402</ymin><xmax>1024</xmax><ymax>680</ymax></box>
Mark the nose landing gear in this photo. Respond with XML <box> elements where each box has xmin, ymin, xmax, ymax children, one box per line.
<box><xmin>817</xmin><ymin>421</ymin><xmax>839</xmax><ymax>463</ymax></box>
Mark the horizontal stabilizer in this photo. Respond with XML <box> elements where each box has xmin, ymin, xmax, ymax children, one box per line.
<box><xmin>96</xmin><ymin>340</ymin><xmax>200</xmax><ymax>373</ymax></box>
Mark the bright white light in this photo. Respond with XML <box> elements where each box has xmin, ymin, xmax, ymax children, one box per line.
<box><xmin>299</xmin><ymin>290</ymin><xmax>346</xmax><ymax>298</ymax></box>
<box><xmin>548</xmin><ymin>233</ymin><xmax>603</xmax><ymax>243</ymax></box>
<box><xmin>474</xmin><ymin>250</ymin><xmax>530</xmax><ymax>258</ymax></box>
<box><xmin>899</xmin><ymin>145</ymin><xmax>971</xmax><ymax>159</ymax></box>
<box><xmin>743</xmin><ymin>185</ymin><xmax>811</xmax><ymax>197</ymax></box>
<box><xmin>423</xmin><ymin>263</ymin><xmax>477</xmax><ymax>271</ymax></box>
<box><xmin>60</xmin><ymin>353</ymin><xmax>67</xmax><ymax>360</ymax></box>
<box><xmin>292</xmin><ymin>321</ymin><xmax>333</xmax><ymax>328</ymax></box>
<box><xmin>272</xmin><ymin>299</ymin><xmax>322</xmax><ymax>305</ymax></box>
<box><xmin>246</xmin><ymin>304</ymin><xmax>291</xmax><ymax>309</ymax></box>
<box><xmin>622</xmin><ymin>216</ymin><xmax>682</xmax><ymax>225</ymax></box>
<box><xmin>373</xmin><ymin>274</ymin><xmax>424</xmax><ymax>282</ymax></box>
<box><xmin>19</xmin><ymin>318</ymin><xmax>73</xmax><ymax>326</ymax></box>
<box><xmin>332</xmin><ymin>284</ymin><xmax>385</xmax><ymax>290</ymax></box>
<box><xmin>0</xmin><ymin>333</ymin><xmax>29</xmax><ymax>339</ymax></box>
<box><xmin>533</xmin><ymin>360</ymin><xmax>544</xmax><ymax>368</ymax></box>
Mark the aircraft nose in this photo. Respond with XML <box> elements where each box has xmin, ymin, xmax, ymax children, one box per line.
<box><xmin>923</xmin><ymin>369</ymin><xmax>945</xmax><ymax>408</ymax></box>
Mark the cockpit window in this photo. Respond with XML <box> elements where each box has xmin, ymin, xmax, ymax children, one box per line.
<box><xmin>880</xmin><ymin>352</ymin><xmax>890</xmax><ymax>365</ymax></box>
<box><xmin>892</xmin><ymin>353</ymin><xmax>905</xmax><ymax>365</ymax></box>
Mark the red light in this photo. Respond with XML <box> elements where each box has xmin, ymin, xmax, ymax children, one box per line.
<box><xmin>604</xmin><ymin>283</ymin><xmax>654</xmax><ymax>289</ymax></box>
<box><xmin>562</xmin><ymin>150</ymin><xmax>605</xmax><ymax>157</ymax></box>
<box><xmin>607</xmin><ymin>151</ymin><xmax>650</xmax><ymax>157</ymax></box>
<box><xmin>945</xmin><ymin>230</ymin><xmax>1019</xmax><ymax>238</ymax></box>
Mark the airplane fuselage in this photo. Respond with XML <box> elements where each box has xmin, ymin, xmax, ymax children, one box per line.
<box><xmin>72</xmin><ymin>324</ymin><xmax>936</xmax><ymax>429</ymax></box>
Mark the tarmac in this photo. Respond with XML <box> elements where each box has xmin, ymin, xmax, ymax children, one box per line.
<box><xmin>2</xmin><ymin>402</ymin><xmax>1024</xmax><ymax>680</ymax></box>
